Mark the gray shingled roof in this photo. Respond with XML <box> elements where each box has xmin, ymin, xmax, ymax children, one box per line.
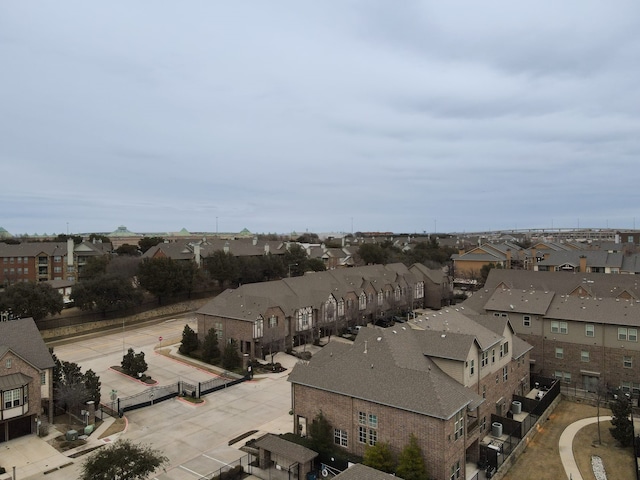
<box><xmin>197</xmin><ymin>263</ymin><xmax>421</xmax><ymax>322</ymax></box>
<box><xmin>483</xmin><ymin>288</ymin><xmax>554</xmax><ymax>315</ymax></box>
<box><xmin>253</xmin><ymin>434</ymin><xmax>318</xmax><ymax>464</ymax></box>
<box><xmin>463</xmin><ymin>269</ymin><xmax>640</xmax><ymax>314</ymax></box>
<box><xmin>546</xmin><ymin>295</ymin><xmax>640</xmax><ymax>325</ymax></box>
<box><xmin>289</xmin><ymin>326</ymin><xmax>482</xmax><ymax>420</ymax></box>
<box><xmin>334</xmin><ymin>463</ymin><xmax>402</xmax><ymax>480</ymax></box>
<box><xmin>415</xmin><ymin>308</ymin><xmax>503</xmax><ymax>351</ymax></box>
<box><xmin>0</xmin><ymin>318</ymin><xmax>55</xmax><ymax>369</ymax></box>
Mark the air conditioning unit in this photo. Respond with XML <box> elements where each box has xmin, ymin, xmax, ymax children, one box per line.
<box><xmin>65</xmin><ymin>430</ymin><xmax>78</xmax><ymax>441</ymax></box>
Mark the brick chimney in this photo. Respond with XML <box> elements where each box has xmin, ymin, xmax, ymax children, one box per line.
<box><xmin>579</xmin><ymin>255</ymin><xmax>587</xmax><ymax>272</ymax></box>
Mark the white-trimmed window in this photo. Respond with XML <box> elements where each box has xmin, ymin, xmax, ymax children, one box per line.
<box><xmin>481</xmin><ymin>351</ymin><xmax>489</xmax><ymax>367</ymax></box>
<box><xmin>368</xmin><ymin>429</ymin><xmax>377</xmax><ymax>446</ymax></box>
<box><xmin>40</xmin><ymin>372</ymin><xmax>46</xmax><ymax>385</ymax></box>
<box><xmin>555</xmin><ymin>347</ymin><xmax>564</xmax><ymax>359</ymax></box>
<box><xmin>268</xmin><ymin>315</ymin><xmax>278</xmax><ymax>328</ymax></box>
<box><xmin>5</xmin><ymin>359</ymin><xmax>11</xmax><ymax>369</ymax></box>
<box><xmin>368</xmin><ymin>414</ymin><xmax>378</xmax><ymax>428</ymax></box>
<box><xmin>253</xmin><ymin>317</ymin><xmax>263</xmax><ymax>339</ymax></box>
<box><xmin>619</xmin><ymin>327</ymin><xmax>638</xmax><ymax>342</ymax></box>
<box><xmin>585</xmin><ymin>324</ymin><xmax>595</xmax><ymax>337</ymax></box>
<box><xmin>454</xmin><ymin>410</ymin><xmax>464</xmax><ymax>440</ymax></box>
<box><xmin>359</xmin><ymin>292</ymin><xmax>366</xmax><ymax>310</ymax></box>
<box><xmin>377</xmin><ymin>291</ymin><xmax>384</xmax><ymax>306</ymax></box>
<box><xmin>337</xmin><ymin>299</ymin><xmax>344</xmax><ymax>317</ymax></box>
<box><xmin>523</xmin><ymin>315</ymin><xmax>531</xmax><ymax>327</ymax></box>
<box><xmin>503</xmin><ymin>365</ymin><xmax>508</xmax><ymax>382</ymax></box>
<box><xmin>469</xmin><ymin>359</ymin><xmax>475</xmax><ymax>376</ymax></box>
<box><xmin>358</xmin><ymin>426</ymin><xmax>367</xmax><ymax>443</ymax></box>
<box><xmin>297</xmin><ymin>307</ymin><xmax>313</xmax><ymax>331</ymax></box>
<box><xmin>581</xmin><ymin>351</ymin><xmax>590</xmax><ymax>362</ymax></box>
<box><xmin>334</xmin><ymin>429</ymin><xmax>348</xmax><ymax>447</ymax></box>
<box><xmin>415</xmin><ymin>281</ymin><xmax>424</xmax><ymax>299</ymax></box>
<box><xmin>623</xmin><ymin>357</ymin><xmax>633</xmax><ymax>368</ymax></box>
<box><xmin>450</xmin><ymin>460</ymin><xmax>461</xmax><ymax>480</ymax></box>
<box><xmin>3</xmin><ymin>388</ymin><xmax>21</xmax><ymax>408</ymax></box>
<box><xmin>551</xmin><ymin>321</ymin><xmax>568</xmax><ymax>334</ymax></box>
<box><xmin>500</xmin><ymin>342</ymin><xmax>509</xmax><ymax>358</ymax></box>
<box><xmin>215</xmin><ymin>322</ymin><xmax>223</xmax><ymax>339</ymax></box>
<box><xmin>492</xmin><ymin>349</ymin><xmax>495</xmax><ymax>364</ymax></box>
<box><xmin>394</xmin><ymin>286</ymin><xmax>401</xmax><ymax>301</ymax></box>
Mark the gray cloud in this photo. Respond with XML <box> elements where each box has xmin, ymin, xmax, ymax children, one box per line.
<box><xmin>1</xmin><ymin>1</ymin><xmax>639</xmax><ymax>236</ymax></box>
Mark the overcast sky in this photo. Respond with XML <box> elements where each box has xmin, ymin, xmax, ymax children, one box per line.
<box><xmin>2</xmin><ymin>1</ymin><xmax>639</xmax><ymax>237</ymax></box>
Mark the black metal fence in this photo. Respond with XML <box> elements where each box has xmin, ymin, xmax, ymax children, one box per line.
<box><xmin>479</xmin><ymin>374</ymin><xmax>561</xmax><ymax>474</ymax></box>
<box><xmin>114</xmin><ymin>375</ymin><xmax>246</xmax><ymax>415</ymax></box>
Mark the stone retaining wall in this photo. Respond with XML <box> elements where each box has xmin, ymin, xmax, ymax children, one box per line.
<box><xmin>41</xmin><ymin>298</ymin><xmax>211</xmax><ymax>340</ymax></box>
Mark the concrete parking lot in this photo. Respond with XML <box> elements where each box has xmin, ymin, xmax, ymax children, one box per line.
<box><xmin>9</xmin><ymin>314</ymin><xmax>300</xmax><ymax>480</ymax></box>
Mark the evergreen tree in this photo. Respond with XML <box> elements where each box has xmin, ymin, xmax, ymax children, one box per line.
<box><xmin>202</xmin><ymin>328</ymin><xmax>221</xmax><ymax>364</ymax></box>
<box><xmin>121</xmin><ymin>348</ymin><xmax>135</xmax><ymax>374</ymax></box>
<box><xmin>610</xmin><ymin>395</ymin><xmax>634</xmax><ymax>446</ymax></box>
<box><xmin>222</xmin><ymin>340</ymin><xmax>241</xmax><ymax>369</ymax></box>
<box><xmin>308</xmin><ymin>411</ymin><xmax>333</xmax><ymax>456</ymax></box>
<box><xmin>84</xmin><ymin>369</ymin><xmax>102</xmax><ymax>405</ymax></box>
<box><xmin>363</xmin><ymin>442</ymin><xmax>396</xmax><ymax>474</ymax></box>
<box><xmin>396</xmin><ymin>434</ymin><xmax>428</xmax><ymax>480</ymax></box>
<box><xmin>179</xmin><ymin>325</ymin><xmax>199</xmax><ymax>355</ymax></box>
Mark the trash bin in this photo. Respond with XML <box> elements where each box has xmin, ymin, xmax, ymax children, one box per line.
<box><xmin>491</xmin><ymin>422</ymin><xmax>503</xmax><ymax>437</ymax></box>
<box><xmin>512</xmin><ymin>401</ymin><xmax>522</xmax><ymax>414</ymax></box>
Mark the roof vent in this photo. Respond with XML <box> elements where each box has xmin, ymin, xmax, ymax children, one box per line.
<box><xmin>377</xmin><ymin>337</ymin><xmax>382</xmax><ymax>341</ymax></box>
<box><xmin>392</xmin><ymin>330</ymin><xmax>397</xmax><ymax>334</ymax></box>
<box><xmin>441</xmin><ymin>334</ymin><xmax>446</xmax><ymax>338</ymax></box>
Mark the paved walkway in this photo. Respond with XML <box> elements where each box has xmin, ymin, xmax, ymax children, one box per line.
<box><xmin>0</xmin><ymin>412</ymin><xmax>124</xmax><ymax>479</ymax></box>
<box><xmin>559</xmin><ymin>415</ymin><xmax>612</xmax><ymax>480</ymax></box>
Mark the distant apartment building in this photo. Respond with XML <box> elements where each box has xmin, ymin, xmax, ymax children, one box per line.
<box><xmin>0</xmin><ymin>239</ymin><xmax>110</xmax><ymax>286</ymax></box>
<box><xmin>464</xmin><ymin>269</ymin><xmax>640</xmax><ymax>396</ymax></box>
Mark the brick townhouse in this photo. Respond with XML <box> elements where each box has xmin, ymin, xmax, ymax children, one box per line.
<box><xmin>0</xmin><ymin>318</ymin><xmax>55</xmax><ymax>442</ymax></box>
<box><xmin>288</xmin><ymin>309</ymin><xmax>532</xmax><ymax>480</ymax></box>
<box><xmin>196</xmin><ymin>263</ymin><xmax>452</xmax><ymax>360</ymax></box>
<box><xmin>464</xmin><ymin>269</ymin><xmax>640</xmax><ymax>396</ymax></box>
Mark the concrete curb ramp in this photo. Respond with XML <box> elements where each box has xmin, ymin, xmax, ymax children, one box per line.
<box><xmin>559</xmin><ymin>415</ymin><xmax>612</xmax><ymax>480</ymax></box>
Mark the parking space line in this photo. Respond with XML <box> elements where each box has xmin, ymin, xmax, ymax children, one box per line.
<box><xmin>179</xmin><ymin>464</ymin><xmax>205</xmax><ymax>477</ymax></box>
<box><xmin>202</xmin><ymin>454</ymin><xmax>229</xmax><ymax>465</ymax></box>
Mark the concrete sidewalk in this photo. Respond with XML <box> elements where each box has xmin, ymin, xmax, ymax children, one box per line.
<box><xmin>0</xmin><ymin>413</ymin><xmax>123</xmax><ymax>480</ymax></box>
<box><xmin>559</xmin><ymin>415</ymin><xmax>612</xmax><ymax>480</ymax></box>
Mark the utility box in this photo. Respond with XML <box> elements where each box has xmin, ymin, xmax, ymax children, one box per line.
<box><xmin>65</xmin><ymin>430</ymin><xmax>78</xmax><ymax>441</ymax></box>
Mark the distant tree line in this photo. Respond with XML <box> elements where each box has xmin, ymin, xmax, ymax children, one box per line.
<box><xmin>356</xmin><ymin>237</ymin><xmax>456</xmax><ymax>269</ymax></box>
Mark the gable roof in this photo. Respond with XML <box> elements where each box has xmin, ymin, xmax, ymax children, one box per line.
<box><xmin>253</xmin><ymin>434</ymin><xmax>317</xmax><ymax>464</ymax></box>
<box><xmin>289</xmin><ymin>326</ymin><xmax>482</xmax><ymax>420</ymax></box>
<box><xmin>0</xmin><ymin>318</ymin><xmax>55</xmax><ymax>369</ymax></box>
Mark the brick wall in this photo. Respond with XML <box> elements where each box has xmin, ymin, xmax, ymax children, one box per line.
<box><xmin>292</xmin><ymin>384</ymin><xmax>466</xmax><ymax>480</ymax></box>
<box><xmin>0</xmin><ymin>352</ymin><xmax>41</xmax><ymax>430</ymax></box>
